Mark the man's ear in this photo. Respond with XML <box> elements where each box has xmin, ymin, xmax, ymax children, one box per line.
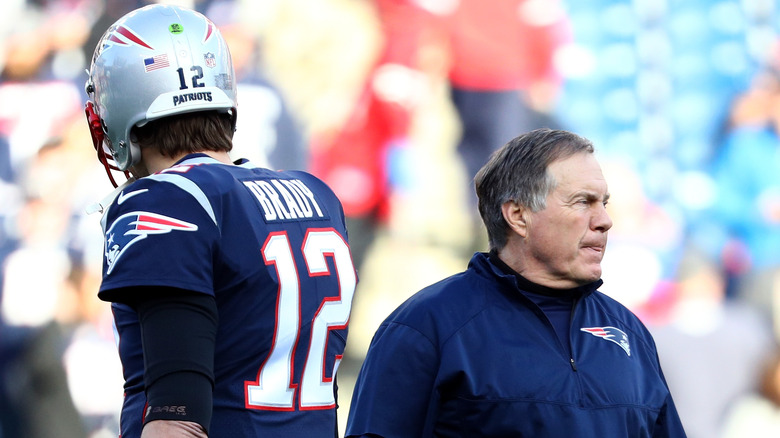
<box><xmin>502</xmin><ymin>200</ymin><xmax>528</xmax><ymax>238</ymax></box>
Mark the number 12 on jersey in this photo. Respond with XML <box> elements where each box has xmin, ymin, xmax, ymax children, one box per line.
<box><xmin>245</xmin><ymin>228</ymin><xmax>356</xmax><ymax>411</ymax></box>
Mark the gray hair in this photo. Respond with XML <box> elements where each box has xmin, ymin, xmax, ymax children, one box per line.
<box><xmin>474</xmin><ymin>128</ymin><xmax>595</xmax><ymax>251</ymax></box>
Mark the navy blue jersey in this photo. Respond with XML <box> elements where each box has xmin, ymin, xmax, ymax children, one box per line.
<box><xmin>346</xmin><ymin>252</ymin><xmax>686</xmax><ymax>438</ymax></box>
<box><xmin>99</xmin><ymin>154</ymin><xmax>356</xmax><ymax>438</ymax></box>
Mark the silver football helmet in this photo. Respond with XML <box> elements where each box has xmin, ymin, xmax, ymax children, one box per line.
<box><xmin>85</xmin><ymin>4</ymin><xmax>237</xmax><ymax>187</ymax></box>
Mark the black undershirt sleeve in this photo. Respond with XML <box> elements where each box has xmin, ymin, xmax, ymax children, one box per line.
<box><xmin>126</xmin><ymin>287</ymin><xmax>218</xmax><ymax>433</ymax></box>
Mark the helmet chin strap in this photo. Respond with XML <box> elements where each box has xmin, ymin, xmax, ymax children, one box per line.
<box><xmin>85</xmin><ymin>101</ymin><xmax>131</xmax><ymax>188</ymax></box>
<box><xmin>98</xmin><ymin>144</ymin><xmax>129</xmax><ymax>188</ymax></box>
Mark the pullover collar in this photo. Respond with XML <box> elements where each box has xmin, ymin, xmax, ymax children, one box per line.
<box><xmin>487</xmin><ymin>250</ymin><xmax>602</xmax><ymax>299</ymax></box>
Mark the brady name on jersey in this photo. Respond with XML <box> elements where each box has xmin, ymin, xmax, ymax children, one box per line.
<box><xmin>244</xmin><ymin>178</ymin><xmax>325</xmax><ymax>222</ymax></box>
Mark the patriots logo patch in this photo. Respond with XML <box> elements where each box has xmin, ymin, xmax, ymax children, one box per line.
<box><xmin>104</xmin><ymin>211</ymin><xmax>198</xmax><ymax>275</ymax></box>
<box><xmin>581</xmin><ymin>326</ymin><xmax>631</xmax><ymax>357</ymax></box>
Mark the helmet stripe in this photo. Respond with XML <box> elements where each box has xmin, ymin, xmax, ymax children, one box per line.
<box><xmin>108</xmin><ymin>34</ymin><xmax>128</xmax><ymax>45</ymax></box>
<box><xmin>116</xmin><ymin>25</ymin><xmax>154</xmax><ymax>50</ymax></box>
<box><xmin>203</xmin><ymin>20</ymin><xmax>215</xmax><ymax>43</ymax></box>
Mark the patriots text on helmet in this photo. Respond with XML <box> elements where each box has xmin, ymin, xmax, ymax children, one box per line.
<box><xmin>173</xmin><ymin>91</ymin><xmax>213</xmax><ymax>106</ymax></box>
<box><xmin>244</xmin><ymin>179</ymin><xmax>325</xmax><ymax>222</ymax></box>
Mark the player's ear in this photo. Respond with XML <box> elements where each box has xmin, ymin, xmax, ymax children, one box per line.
<box><xmin>502</xmin><ymin>200</ymin><xmax>528</xmax><ymax>238</ymax></box>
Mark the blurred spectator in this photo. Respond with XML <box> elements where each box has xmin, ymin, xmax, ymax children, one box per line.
<box><xmin>0</xmin><ymin>140</ymin><xmax>89</xmax><ymax>438</ymax></box>
<box><xmin>445</xmin><ymin>0</ymin><xmax>570</xmax><ymax>205</ymax></box>
<box><xmin>599</xmin><ymin>159</ymin><xmax>684</xmax><ymax>311</ymax></box>
<box><xmin>707</xmin><ymin>68</ymin><xmax>780</xmax><ymax>319</ymax></box>
<box><xmin>649</xmin><ymin>246</ymin><xmax>775</xmax><ymax>438</ymax></box>
<box><xmin>722</xmin><ymin>348</ymin><xmax>780</xmax><ymax>438</ymax></box>
<box><xmin>0</xmin><ymin>321</ymin><xmax>88</xmax><ymax>438</ymax></box>
<box><xmin>208</xmin><ymin>1</ymin><xmax>308</xmax><ymax>171</ymax></box>
<box><xmin>1</xmin><ymin>196</ymin><xmax>72</xmax><ymax>327</ymax></box>
<box><xmin>0</xmin><ymin>115</ymin><xmax>119</xmax><ymax>437</ymax></box>
<box><xmin>0</xmin><ymin>0</ymin><xmax>88</xmax><ymax>182</ymax></box>
<box><xmin>310</xmin><ymin>0</ymin><xmax>572</xmax><ymax>267</ymax></box>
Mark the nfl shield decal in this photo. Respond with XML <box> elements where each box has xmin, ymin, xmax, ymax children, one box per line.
<box><xmin>204</xmin><ymin>52</ymin><xmax>216</xmax><ymax>68</ymax></box>
<box><xmin>104</xmin><ymin>211</ymin><xmax>198</xmax><ymax>275</ymax></box>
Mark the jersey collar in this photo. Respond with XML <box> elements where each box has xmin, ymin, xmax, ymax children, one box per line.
<box><xmin>175</xmin><ymin>152</ymin><xmax>223</xmax><ymax>166</ymax></box>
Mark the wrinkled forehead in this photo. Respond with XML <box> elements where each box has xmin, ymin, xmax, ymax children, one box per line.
<box><xmin>548</xmin><ymin>152</ymin><xmax>608</xmax><ymax>193</ymax></box>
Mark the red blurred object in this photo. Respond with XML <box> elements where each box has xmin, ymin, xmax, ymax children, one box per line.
<box><xmin>309</xmin><ymin>82</ymin><xmax>410</xmax><ymax>219</ymax></box>
<box><xmin>309</xmin><ymin>0</ymin><xmax>570</xmax><ymax>219</ymax></box>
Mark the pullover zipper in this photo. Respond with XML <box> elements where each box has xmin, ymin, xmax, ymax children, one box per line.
<box><xmin>569</xmin><ymin>297</ymin><xmax>580</xmax><ymax>372</ymax></box>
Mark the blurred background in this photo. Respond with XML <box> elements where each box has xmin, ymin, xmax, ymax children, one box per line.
<box><xmin>1</xmin><ymin>0</ymin><xmax>780</xmax><ymax>437</ymax></box>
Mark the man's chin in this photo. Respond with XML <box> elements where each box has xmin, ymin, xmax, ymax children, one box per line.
<box><xmin>575</xmin><ymin>266</ymin><xmax>602</xmax><ymax>284</ymax></box>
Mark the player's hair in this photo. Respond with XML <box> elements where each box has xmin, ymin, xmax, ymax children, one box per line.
<box><xmin>132</xmin><ymin>111</ymin><xmax>234</xmax><ymax>158</ymax></box>
<box><xmin>474</xmin><ymin>128</ymin><xmax>594</xmax><ymax>251</ymax></box>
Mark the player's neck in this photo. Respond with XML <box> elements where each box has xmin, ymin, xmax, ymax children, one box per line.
<box><xmin>140</xmin><ymin>149</ymin><xmax>233</xmax><ymax>175</ymax></box>
<box><xmin>197</xmin><ymin>150</ymin><xmax>232</xmax><ymax>165</ymax></box>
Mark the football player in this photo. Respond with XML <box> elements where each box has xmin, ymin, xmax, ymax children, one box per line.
<box><xmin>84</xmin><ymin>5</ymin><xmax>356</xmax><ymax>437</ymax></box>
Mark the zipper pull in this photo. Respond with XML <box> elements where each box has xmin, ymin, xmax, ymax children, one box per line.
<box><xmin>570</xmin><ymin>358</ymin><xmax>577</xmax><ymax>371</ymax></box>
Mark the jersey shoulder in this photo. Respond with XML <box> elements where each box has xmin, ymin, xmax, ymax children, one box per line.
<box><xmin>382</xmin><ymin>269</ymin><xmax>492</xmax><ymax>342</ymax></box>
<box><xmin>106</xmin><ymin>165</ymin><xmax>222</xmax><ymax>224</ymax></box>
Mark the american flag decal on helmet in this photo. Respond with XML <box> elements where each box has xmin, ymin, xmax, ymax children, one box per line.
<box><xmin>104</xmin><ymin>211</ymin><xmax>198</xmax><ymax>275</ymax></box>
<box><xmin>144</xmin><ymin>54</ymin><xmax>170</xmax><ymax>72</ymax></box>
<box><xmin>581</xmin><ymin>326</ymin><xmax>631</xmax><ymax>357</ymax></box>
<box><xmin>106</xmin><ymin>25</ymin><xmax>154</xmax><ymax>50</ymax></box>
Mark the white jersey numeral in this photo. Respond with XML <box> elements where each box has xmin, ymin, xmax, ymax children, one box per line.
<box><xmin>245</xmin><ymin>229</ymin><xmax>356</xmax><ymax>410</ymax></box>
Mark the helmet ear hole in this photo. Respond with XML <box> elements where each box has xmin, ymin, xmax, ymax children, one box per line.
<box><xmin>110</xmin><ymin>137</ymin><xmax>141</xmax><ymax>172</ymax></box>
<box><xmin>121</xmin><ymin>137</ymin><xmax>142</xmax><ymax>173</ymax></box>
